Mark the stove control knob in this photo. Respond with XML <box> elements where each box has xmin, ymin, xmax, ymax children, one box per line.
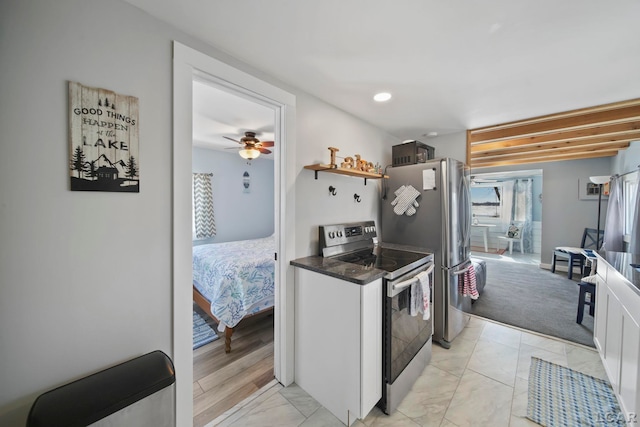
<box><xmin>328</xmin><ymin>231</ymin><xmax>335</xmax><ymax>239</ymax></box>
<box><xmin>370</xmin><ymin>226</ymin><xmax>376</xmax><ymax>233</ymax></box>
<box><xmin>337</xmin><ymin>230</ymin><xmax>343</xmax><ymax>237</ymax></box>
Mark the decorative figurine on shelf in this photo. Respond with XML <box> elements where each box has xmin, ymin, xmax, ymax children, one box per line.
<box><xmin>341</xmin><ymin>156</ymin><xmax>354</xmax><ymax>169</ymax></box>
<box><xmin>367</xmin><ymin>162</ymin><xmax>376</xmax><ymax>173</ymax></box>
<box><xmin>326</xmin><ymin>147</ymin><xmax>380</xmax><ymax>173</ymax></box>
<box><xmin>328</xmin><ymin>147</ymin><xmax>339</xmax><ymax>168</ymax></box>
<box><xmin>354</xmin><ymin>154</ymin><xmax>368</xmax><ymax>171</ymax></box>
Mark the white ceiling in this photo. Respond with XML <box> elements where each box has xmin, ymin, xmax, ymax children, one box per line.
<box><xmin>128</xmin><ymin>0</ymin><xmax>640</xmax><ymax>143</ymax></box>
<box><xmin>192</xmin><ymin>79</ymin><xmax>274</xmax><ymax>155</ymax></box>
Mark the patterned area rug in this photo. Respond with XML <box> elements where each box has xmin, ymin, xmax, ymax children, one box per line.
<box><xmin>527</xmin><ymin>357</ymin><xmax>622</xmax><ymax>426</ymax></box>
<box><xmin>193</xmin><ymin>310</ymin><xmax>219</xmax><ymax>350</ymax></box>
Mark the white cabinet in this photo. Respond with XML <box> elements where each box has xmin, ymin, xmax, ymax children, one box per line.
<box><xmin>593</xmin><ymin>266</ymin><xmax>607</xmax><ymax>352</ymax></box>
<box><xmin>594</xmin><ymin>258</ymin><xmax>640</xmax><ymax>421</ymax></box>
<box><xmin>294</xmin><ymin>268</ymin><xmax>382</xmax><ymax>426</ymax></box>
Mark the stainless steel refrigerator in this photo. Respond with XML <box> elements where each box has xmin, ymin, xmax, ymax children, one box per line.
<box><xmin>381</xmin><ymin>158</ymin><xmax>472</xmax><ymax>348</ymax></box>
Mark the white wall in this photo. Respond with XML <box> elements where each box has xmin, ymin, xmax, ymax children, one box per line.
<box><xmin>192</xmin><ymin>148</ymin><xmax>274</xmax><ymax>244</ymax></box>
<box><xmin>295</xmin><ymin>93</ymin><xmax>401</xmax><ymax>256</ymax></box>
<box><xmin>612</xmin><ymin>140</ymin><xmax>640</xmax><ymax>175</ymax></box>
<box><xmin>0</xmin><ymin>1</ymin><xmax>398</xmax><ymax>425</ymax></box>
<box><xmin>423</xmin><ymin>131</ymin><xmax>467</xmax><ymax>163</ymax></box>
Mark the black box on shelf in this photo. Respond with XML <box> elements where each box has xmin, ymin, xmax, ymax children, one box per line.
<box><xmin>392</xmin><ymin>140</ymin><xmax>435</xmax><ymax>167</ymax></box>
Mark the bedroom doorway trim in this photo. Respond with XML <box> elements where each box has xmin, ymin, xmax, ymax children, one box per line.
<box><xmin>173</xmin><ymin>41</ymin><xmax>296</xmax><ymax>427</ymax></box>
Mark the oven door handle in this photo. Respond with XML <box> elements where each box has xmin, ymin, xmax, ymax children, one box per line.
<box><xmin>391</xmin><ymin>264</ymin><xmax>434</xmax><ymax>293</ymax></box>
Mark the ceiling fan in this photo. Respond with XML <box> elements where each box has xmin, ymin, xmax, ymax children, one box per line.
<box><xmin>224</xmin><ymin>131</ymin><xmax>274</xmax><ymax>160</ymax></box>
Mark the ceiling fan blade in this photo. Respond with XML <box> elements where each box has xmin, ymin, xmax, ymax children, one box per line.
<box><xmin>258</xmin><ymin>148</ymin><xmax>272</xmax><ymax>154</ymax></box>
<box><xmin>223</xmin><ymin>136</ymin><xmax>242</xmax><ymax>144</ymax></box>
<box><xmin>258</xmin><ymin>141</ymin><xmax>275</xmax><ymax>147</ymax></box>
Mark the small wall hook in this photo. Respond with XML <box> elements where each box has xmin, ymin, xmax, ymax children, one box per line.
<box><xmin>354</xmin><ymin>193</ymin><xmax>361</xmax><ymax>203</ymax></box>
<box><xmin>329</xmin><ymin>185</ymin><xmax>337</xmax><ymax>196</ymax></box>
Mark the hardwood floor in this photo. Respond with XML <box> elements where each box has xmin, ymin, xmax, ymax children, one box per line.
<box><xmin>192</xmin><ymin>305</ymin><xmax>275</xmax><ymax>427</ymax></box>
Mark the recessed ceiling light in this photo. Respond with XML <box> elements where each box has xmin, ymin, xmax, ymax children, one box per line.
<box><xmin>373</xmin><ymin>92</ymin><xmax>392</xmax><ymax>102</ymax></box>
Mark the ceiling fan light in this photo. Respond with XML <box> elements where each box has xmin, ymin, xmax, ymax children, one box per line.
<box><xmin>239</xmin><ymin>147</ymin><xmax>260</xmax><ymax>160</ymax></box>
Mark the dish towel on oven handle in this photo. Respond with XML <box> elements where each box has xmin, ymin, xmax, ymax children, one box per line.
<box><xmin>410</xmin><ymin>271</ymin><xmax>431</xmax><ymax>320</ymax></box>
<box><xmin>391</xmin><ymin>185</ymin><xmax>420</xmax><ymax>216</ymax></box>
<box><xmin>459</xmin><ymin>263</ymin><xmax>479</xmax><ymax>300</ymax></box>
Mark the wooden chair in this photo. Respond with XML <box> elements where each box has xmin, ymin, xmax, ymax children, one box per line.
<box><xmin>577</xmin><ymin>279</ymin><xmax>596</xmax><ymax>324</ymax></box>
<box><xmin>551</xmin><ymin>228</ymin><xmax>603</xmax><ymax>280</ymax></box>
<box><xmin>498</xmin><ymin>222</ymin><xmax>524</xmax><ymax>255</ymax></box>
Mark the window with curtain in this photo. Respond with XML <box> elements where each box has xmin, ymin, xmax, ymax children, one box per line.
<box><xmin>192</xmin><ymin>173</ymin><xmax>216</xmax><ymax>240</ymax></box>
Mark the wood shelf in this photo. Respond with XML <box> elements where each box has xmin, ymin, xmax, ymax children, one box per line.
<box><xmin>304</xmin><ymin>164</ymin><xmax>388</xmax><ymax>184</ymax></box>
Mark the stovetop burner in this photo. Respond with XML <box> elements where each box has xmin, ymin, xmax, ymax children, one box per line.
<box><xmin>319</xmin><ymin>220</ymin><xmax>432</xmax><ymax>279</ymax></box>
<box><xmin>333</xmin><ymin>246</ymin><xmax>425</xmax><ymax>273</ymax></box>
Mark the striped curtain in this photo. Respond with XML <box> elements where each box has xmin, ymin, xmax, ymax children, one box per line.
<box><xmin>193</xmin><ymin>173</ymin><xmax>216</xmax><ymax>239</ymax></box>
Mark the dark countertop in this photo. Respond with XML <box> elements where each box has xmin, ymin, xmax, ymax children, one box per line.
<box><xmin>598</xmin><ymin>250</ymin><xmax>640</xmax><ymax>296</ymax></box>
<box><xmin>290</xmin><ymin>255</ymin><xmax>386</xmax><ymax>285</ymax></box>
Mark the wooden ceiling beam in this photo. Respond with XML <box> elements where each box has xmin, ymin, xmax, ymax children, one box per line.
<box><xmin>469</xmin><ymin>121</ymin><xmax>640</xmax><ymax>151</ymax></box>
<box><xmin>471</xmin><ymin>138</ymin><xmax>636</xmax><ymax>158</ymax></box>
<box><xmin>471</xmin><ymin>149</ymin><xmax>621</xmax><ymax>168</ymax></box>
<box><xmin>471</xmin><ymin>146</ymin><xmax>629</xmax><ymax>165</ymax></box>
<box><xmin>469</xmin><ymin>100</ymin><xmax>640</xmax><ymax>144</ymax></box>
<box><xmin>467</xmin><ymin>98</ymin><xmax>640</xmax><ymax>168</ymax></box>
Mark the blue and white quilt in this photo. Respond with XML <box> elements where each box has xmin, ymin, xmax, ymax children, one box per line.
<box><xmin>192</xmin><ymin>235</ymin><xmax>275</xmax><ymax>330</ymax></box>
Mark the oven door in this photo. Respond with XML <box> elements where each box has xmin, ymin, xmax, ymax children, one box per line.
<box><xmin>380</xmin><ymin>261</ymin><xmax>434</xmax><ymax>414</ymax></box>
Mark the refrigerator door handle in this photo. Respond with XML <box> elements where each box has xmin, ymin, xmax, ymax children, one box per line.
<box><xmin>452</xmin><ymin>264</ymin><xmax>473</xmax><ymax>276</ymax></box>
<box><xmin>461</xmin><ymin>174</ymin><xmax>471</xmax><ymax>244</ymax></box>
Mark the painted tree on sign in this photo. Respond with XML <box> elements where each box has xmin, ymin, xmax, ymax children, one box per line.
<box><xmin>125</xmin><ymin>156</ymin><xmax>139</xmax><ymax>180</ymax></box>
<box><xmin>85</xmin><ymin>160</ymin><xmax>97</xmax><ymax>180</ymax></box>
<box><xmin>70</xmin><ymin>146</ymin><xmax>88</xmax><ymax>178</ymax></box>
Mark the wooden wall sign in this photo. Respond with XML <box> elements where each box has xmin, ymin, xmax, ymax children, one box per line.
<box><xmin>69</xmin><ymin>81</ymin><xmax>139</xmax><ymax>192</ymax></box>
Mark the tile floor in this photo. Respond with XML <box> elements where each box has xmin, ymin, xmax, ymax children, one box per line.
<box><xmin>207</xmin><ymin>316</ymin><xmax>608</xmax><ymax>427</ymax></box>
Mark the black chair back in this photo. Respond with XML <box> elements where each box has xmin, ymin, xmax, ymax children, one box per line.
<box><xmin>581</xmin><ymin>228</ymin><xmax>604</xmax><ymax>250</ymax></box>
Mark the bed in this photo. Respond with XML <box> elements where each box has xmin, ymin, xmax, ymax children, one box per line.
<box><xmin>192</xmin><ymin>235</ymin><xmax>275</xmax><ymax>353</ymax></box>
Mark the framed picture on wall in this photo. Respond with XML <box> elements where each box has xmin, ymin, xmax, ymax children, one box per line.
<box><xmin>578</xmin><ymin>178</ymin><xmax>608</xmax><ymax>200</ymax></box>
<box><xmin>69</xmin><ymin>81</ymin><xmax>139</xmax><ymax>192</ymax></box>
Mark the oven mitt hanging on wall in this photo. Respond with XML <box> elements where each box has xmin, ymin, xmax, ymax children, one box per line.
<box><xmin>391</xmin><ymin>185</ymin><xmax>420</xmax><ymax>216</ymax></box>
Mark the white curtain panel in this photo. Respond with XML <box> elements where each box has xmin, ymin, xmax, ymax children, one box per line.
<box><xmin>193</xmin><ymin>173</ymin><xmax>216</xmax><ymax>239</ymax></box>
<box><xmin>500</xmin><ymin>180</ymin><xmax>515</xmax><ymax>231</ymax></box>
<box><xmin>511</xmin><ymin>178</ymin><xmax>533</xmax><ymax>253</ymax></box>
<box><xmin>629</xmin><ymin>173</ymin><xmax>640</xmax><ymax>254</ymax></box>
<box><xmin>602</xmin><ymin>175</ymin><xmax>624</xmax><ymax>252</ymax></box>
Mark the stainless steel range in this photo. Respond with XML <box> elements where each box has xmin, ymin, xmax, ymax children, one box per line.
<box><xmin>319</xmin><ymin>220</ymin><xmax>434</xmax><ymax>415</ymax></box>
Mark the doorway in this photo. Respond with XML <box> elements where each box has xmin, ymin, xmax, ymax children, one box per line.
<box><xmin>469</xmin><ymin>169</ymin><xmax>543</xmax><ymax>266</ymax></box>
<box><xmin>173</xmin><ymin>42</ymin><xmax>296</xmax><ymax>427</ymax></box>
<box><xmin>191</xmin><ymin>78</ymin><xmax>276</xmax><ymax>425</ymax></box>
